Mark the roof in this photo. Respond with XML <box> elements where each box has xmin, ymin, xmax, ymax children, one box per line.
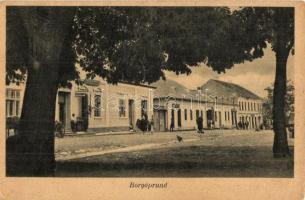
<box><xmin>82</xmin><ymin>79</ymin><xmax>156</xmax><ymax>89</ymax></box>
<box><xmin>200</xmin><ymin>79</ymin><xmax>262</xmax><ymax>100</ymax></box>
<box><xmin>152</xmin><ymin>79</ymin><xmax>217</xmax><ymax>103</ymax></box>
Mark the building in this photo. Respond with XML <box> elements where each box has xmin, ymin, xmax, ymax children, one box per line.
<box><xmin>6</xmin><ymin>78</ymin><xmax>155</xmax><ymax>133</ymax></box>
<box><xmin>152</xmin><ymin>79</ymin><xmax>237</xmax><ymax>131</ymax></box>
<box><xmin>6</xmin><ymin>77</ymin><xmax>264</xmax><ymax>133</ymax></box>
<box><xmin>200</xmin><ymin>79</ymin><xmax>264</xmax><ymax>130</ymax></box>
<box><xmin>6</xmin><ymin>83</ymin><xmax>25</xmax><ymax>119</ymax></box>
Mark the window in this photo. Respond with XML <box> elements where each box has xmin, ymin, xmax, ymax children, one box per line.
<box><xmin>228</xmin><ymin>111</ymin><xmax>230</xmax><ymax>121</ymax></box>
<box><xmin>6</xmin><ymin>89</ymin><xmax>20</xmax><ymax>117</ymax></box>
<box><xmin>184</xmin><ymin>109</ymin><xmax>187</xmax><ymax>120</ymax></box>
<box><xmin>225</xmin><ymin>112</ymin><xmax>227</xmax><ymax>121</ymax></box>
<box><xmin>215</xmin><ymin>111</ymin><xmax>217</xmax><ymax>121</ymax></box>
<box><xmin>241</xmin><ymin>102</ymin><xmax>244</xmax><ymax>111</ymax></box>
<box><xmin>94</xmin><ymin>95</ymin><xmax>101</xmax><ymax>117</ymax></box>
<box><xmin>248</xmin><ymin>102</ymin><xmax>250</xmax><ymax>111</ymax></box>
<box><xmin>119</xmin><ymin>99</ymin><xmax>126</xmax><ymax>117</ymax></box>
<box><xmin>190</xmin><ymin>110</ymin><xmax>193</xmax><ymax>120</ymax></box>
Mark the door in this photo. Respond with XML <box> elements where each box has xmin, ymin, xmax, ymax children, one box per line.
<box><xmin>58</xmin><ymin>92</ymin><xmax>67</xmax><ymax>127</ymax></box>
<box><xmin>177</xmin><ymin>109</ymin><xmax>182</xmax><ymax>127</ymax></box>
<box><xmin>219</xmin><ymin>111</ymin><xmax>222</xmax><ymax>128</ymax></box>
<box><xmin>160</xmin><ymin>111</ymin><xmax>166</xmax><ymax>131</ymax></box>
<box><xmin>81</xmin><ymin>94</ymin><xmax>89</xmax><ymax>131</ymax></box>
<box><xmin>171</xmin><ymin>109</ymin><xmax>175</xmax><ymax>128</ymax></box>
<box><xmin>128</xmin><ymin>99</ymin><xmax>135</xmax><ymax>128</ymax></box>
<box><xmin>155</xmin><ymin>110</ymin><xmax>166</xmax><ymax>132</ymax></box>
<box><xmin>59</xmin><ymin>103</ymin><xmax>65</xmax><ymax>126</ymax></box>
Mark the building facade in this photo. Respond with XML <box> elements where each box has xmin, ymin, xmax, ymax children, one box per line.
<box><xmin>152</xmin><ymin>80</ymin><xmax>237</xmax><ymax>131</ymax></box>
<box><xmin>200</xmin><ymin>79</ymin><xmax>264</xmax><ymax>130</ymax></box>
<box><xmin>6</xmin><ymin>78</ymin><xmax>155</xmax><ymax>133</ymax></box>
<box><xmin>6</xmin><ymin>77</ymin><xmax>263</xmax><ymax>133</ymax></box>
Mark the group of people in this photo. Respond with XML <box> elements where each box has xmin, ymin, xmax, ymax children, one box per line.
<box><xmin>136</xmin><ymin>114</ymin><xmax>154</xmax><ymax>134</ymax></box>
<box><xmin>237</xmin><ymin>121</ymin><xmax>250</xmax><ymax>130</ymax></box>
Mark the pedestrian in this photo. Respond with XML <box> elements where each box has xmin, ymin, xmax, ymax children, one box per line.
<box><xmin>170</xmin><ymin>117</ymin><xmax>174</xmax><ymax>132</ymax></box>
<box><xmin>246</xmin><ymin>121</ymin><xmax>249</xmax><ymax>130</ymax></box>
<box><xmin>196</xmin><ymin>116</ymin><xmax>204</xmax><ymax>134</ymax></box>
<box><xmin>150</xmin><ymin>115</ymin><xmax>154</xmax><ymax>134</ymax></box>
<box><xmin>140</xmin><ymin>115</ymin><xmax>146</xmax><ymax>134</ymax></box>
<box><xmin>238</xmin><ymin>121</ymin><xmax>242</xmax><ymax>129</ymax></box>
<box><xmin>71</xmin><ymin>113</ymin><xmax>76</xmax><ymax>133</ymax></box>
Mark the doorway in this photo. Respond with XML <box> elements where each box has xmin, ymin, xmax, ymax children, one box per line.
<box><xmin>77</xmin><ymin>94</ymin><xmax>89</xmax><ymax>131</ymax></box>
<box><xmin>171</xmin><ymin>109</ymin><xmax>175</xmax><ymax>129</ymax></box>
<box><xmin>128</xmin><ymin>99</ymin><xmax>135</xmax><ymax>129</ymax></box>
<box><xmin>219</xmin><ymin>111</ymin><xmax>222</xmax><ymax>128</ymax></box>
<box><xmin>177</xmin><ymin>109</ymin><xmax>182</xmax><ymax>127</ymax></box>
<box><xmin>154</xmin><ymin>110</ymin><xmax>167</xmax><ymax>131</ymax></box>
<box><xmin>58</xmin><ymin>92</ymin><xmax>70</xmax><ymax>129</ymax></box>
<box><xmin>206</xmin><ymin>109</ymin><xmax>213</xmax><ymax>128</ymax></box>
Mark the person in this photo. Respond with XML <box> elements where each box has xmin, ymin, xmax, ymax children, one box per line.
<box><xmin>246</xmin><ymin>121</ymin><xmax>249</xmax><ymax>130</ymax></box>
<box><xmin>196</xmin><ymin>116</ymin><xmax>204</xmax><ymax>134</ymax></box>
<box><xmin>170</xmin><ymin>118</ymin><xmax>174</xmax><ymax>132</ymax></box>
<box><xmin>150</xmin><ymin>115</ymin><xmax>154</xmax><ymax>134</ymax></box>
<box><xmin>71</xmin><ymin>113</ymin><xmax>76</xmax><ymax>133</ymax></box>
<box><xmin>140</xmin><ymin>115</ymin><xmax>147</xmax><ymax>134</ymax></box>
<box><xmin>238</xmin><ymin>121</ymin><xmax>242</xmax><ymax>129</ymax></box>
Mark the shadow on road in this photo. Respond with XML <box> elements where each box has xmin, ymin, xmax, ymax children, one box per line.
<box><xmin>55</xmin><ymin>145</ymin><xmax>294</xmax><ymax>178</ymax></box>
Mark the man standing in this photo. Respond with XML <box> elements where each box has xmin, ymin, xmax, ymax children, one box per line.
<box><xmin>150</xmin><ymin>115</ymin><xmax>154</xmax><ymax>134</ymax></box>
<box><xmin>71</xmin><ymin>113</ymin><xmax>76</xmax><ymax>133</ymax></box>
<box><xmin>196</xmin><ymin>116</ymin><xmax>204</xmax><ymax>134</ymax></box>
<box><xmin>170</xmin><ymin>117</ymin><xmax>174</xmax><ymax>132</ymax></box>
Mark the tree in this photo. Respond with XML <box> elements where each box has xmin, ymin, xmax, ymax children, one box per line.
<box><xmin>6</xmin><ymin>7</ymin><xmax>77</xmax><ymax>176</ymax></box>
<box><xmin>233</xmin><ymin>8</ymin><xmax>294</xmax><ymax>157</ymax></box>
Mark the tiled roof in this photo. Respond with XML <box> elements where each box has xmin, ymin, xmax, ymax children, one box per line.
<box><xmin>151</xmin><ymin>79</ymin><xmax>192</xmax><ymax>99</ymax></box>
<box><xmin>152</xmin><ymin>79</ymin><xmax>219</xmax><ymax>103</ymax></box>
<box><xmin>200</xmin><ymin>79</ymin><xmax>262</xmax><ymax>100</ymax></box>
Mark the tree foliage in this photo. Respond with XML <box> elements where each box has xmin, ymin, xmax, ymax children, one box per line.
<box><xmin>8</xmin><ymin>7</ymin><xmax>271</xmax><ymax>86</ymax></box>
<box><xmin>263</xmin><ymin>80</ymin><xmax>295</xmax><ymax>124</ymax></box>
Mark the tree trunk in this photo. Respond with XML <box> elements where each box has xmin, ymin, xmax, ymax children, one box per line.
<box><xmin>6</xmin><ymin>7</ymin><xmax>76</xmax><ymax>176</ymax></box>
<box><xmin>272</xmin><ymin>9</ymin><xmax>291</xmax><ymax>158</ymax></box>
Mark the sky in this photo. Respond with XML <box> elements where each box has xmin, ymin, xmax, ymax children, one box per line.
<box><xmin>164</xmin><ymin>45</ymin><xmax>294</xmax><ymax>98</ymax></box>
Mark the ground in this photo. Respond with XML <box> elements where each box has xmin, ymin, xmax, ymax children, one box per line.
<box><xmin>55</xmin><ymin>130</ymin><xmax>294</xmax><ymax>177</ymax></box>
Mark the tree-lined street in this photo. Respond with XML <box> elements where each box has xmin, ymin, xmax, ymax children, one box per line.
<box><xmin>6</xmin><ymin>7</ymin><xmax>294</xmax><ymax>176</ymax></box>
<box><xmin>55</xmin><ymin>130</ymin><xmax>294</xmax><ymax>177</ymax></box>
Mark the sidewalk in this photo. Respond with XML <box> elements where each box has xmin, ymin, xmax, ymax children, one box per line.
<box><xmin>62</xmin><ymin>128</ymin><xmax>196</xmax><ymax>137</ymax></box>
<box><xmin>64</xmin><ymin>130</ymin><xmax>133</xmax><ymax>137</ymax></box>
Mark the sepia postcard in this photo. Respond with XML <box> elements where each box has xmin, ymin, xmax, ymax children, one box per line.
<box><xmin>0</xmin><ymin>0</ymin><xmax>305</xmax><ymax>199</ymax></box>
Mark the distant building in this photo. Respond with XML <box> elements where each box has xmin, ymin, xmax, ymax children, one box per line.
<box><xmin>152</xmin><ymin>79</ymin><xmax>236</xmax><ymax>131</ymax></box>
<box><xmin>200</xmin><ymin>79</ymin><xmax>264</xmax><ymax>130</ymax></box>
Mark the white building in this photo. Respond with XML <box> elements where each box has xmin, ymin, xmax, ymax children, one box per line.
<box><xmin>152</xmin><ymin>79</ymin><xmax>237</xmax><ymax>131</ymax></box>
<box><xmin>6</xmin><ymin>78</ymin><xmax>155</xmax><ymax>133</ymax></box>
<box><xmin>200</xmin><ymin>79</ymin><xmax>264</xmax><ymax>130</ymax></box>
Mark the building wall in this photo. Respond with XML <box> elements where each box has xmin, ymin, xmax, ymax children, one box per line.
<box><xmin>153</xmin><ymin>98</ymin><xmax>236</xmax><ymax>131</ymax></box>
<box><xmin>6</xmin><ymin>79</ymin><xmax>154</xmax><ymax>133</ymax></box>
<box><xmin>237</xmin><ymin>97</ymin><xmax>263</xmax><ymax>129</ymax></box>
